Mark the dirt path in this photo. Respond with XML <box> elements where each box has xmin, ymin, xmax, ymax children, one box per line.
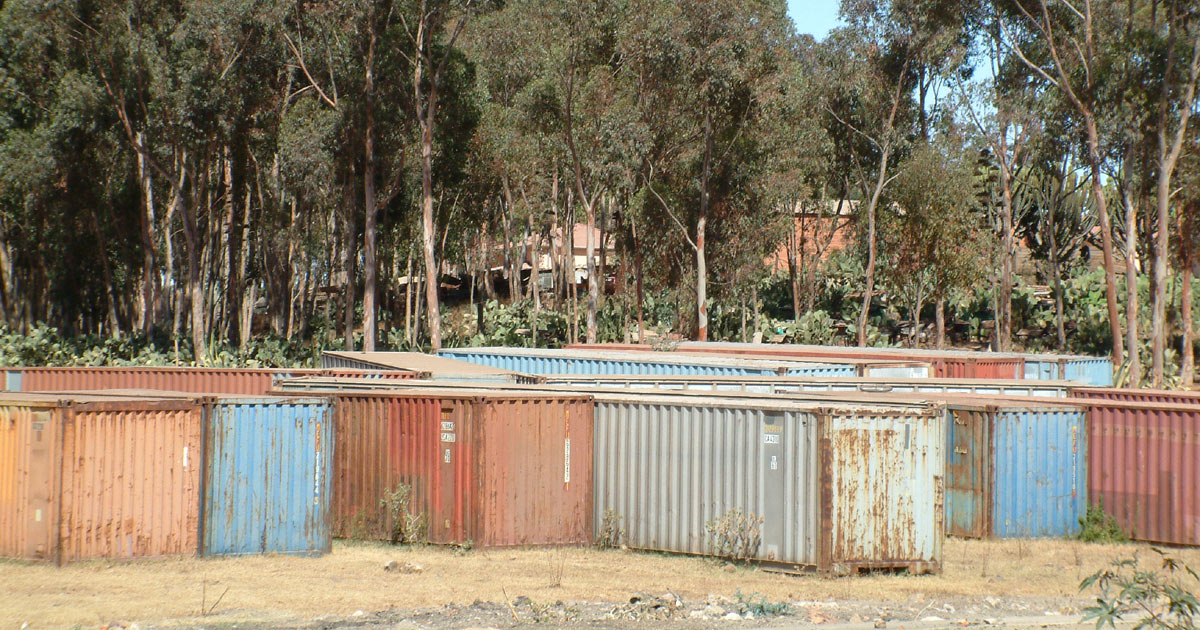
<box><xmin>2</xmin><ymin>538</ymin><xmax>1192</xmax><ymax>629</ymax></box>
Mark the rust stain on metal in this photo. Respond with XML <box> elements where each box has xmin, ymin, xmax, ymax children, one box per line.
<box><xmin>0</xmin><ymin>402</ymin><xmax>65</xmax><ymax>561</ymax></box>
<box><xmin>326</xmin><ymin>391</ymin><xmax>593</xmax><ymax>548</ymax></box>
<box><xmin>1084</xmin><ymin>400</ymin><xmax>1200</xmax><ymax>546</ymax></box>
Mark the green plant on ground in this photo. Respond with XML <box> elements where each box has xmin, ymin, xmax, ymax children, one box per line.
<box><xmin>1077</xmin><ymin>501</ymin><xmax>1128</xmax><ymax>543</ymax></box>
<box><xmin>705</xmin><ymin>508</ymin><xmax>763</xmax><ymax>564</ymax></box>
<box><xmin>380</xmin><ymin>483</ymin><xmax>426</xmax><ymax>545</ymax></box>
<box><xmin>1080</xmin><ymin>548</ymin><xmax>1199</xmax><ymax>629</ymax></box>
<box><xmin>595</xmin><ymin>509</ymin><xmax>626</xmax><ymax>549</ymax></box>
<box><xmin>734</xmin><ymin>590</ymin><xmax>791</xmax><ymax>616</ymax></box>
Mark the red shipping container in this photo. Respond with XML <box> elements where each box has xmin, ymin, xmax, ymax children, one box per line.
<box><xmin>1084</xmin><ymin>399</ymin><xmax>1200</xmax><ymax>546</ymax></box>
<box><xmin>322</xmin><ymin>391</ymin><xmax>593</xmax><ymax>547</ymax></box>
<box><xmin>3</xmin><ymin>366</ymin><xmax>422</xmax><ymax>396</ymax></box>
<box><xmin>1071</xmin><ymin>387</ymin><xmax>1200</xmax><ymax>406</ymax></box>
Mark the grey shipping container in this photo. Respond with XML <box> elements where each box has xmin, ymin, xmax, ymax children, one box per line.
<box><xmin>322</xmin><ymin>351</ymin><xmax>543</xmax><ymax>383</ymax></box>
<box><xmin>591</xmin><ymin>394</ymin><xmax>945</xmax><ymax>574</ymax></box>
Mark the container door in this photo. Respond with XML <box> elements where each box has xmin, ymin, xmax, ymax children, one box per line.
<box><xmin>24</xmin><ymin>411</ymin><xmax>56</xmax><ymax>559</ymax></box>
<box><xmin>432</xmin><ymin>404</ymin><xmax>465</xmax><ymax>544</ymax></box>
<box><xmin>759</xmin><ymin>411</ymin><xmax>787</xmax><ymax>562</ymax></box>
<box><xmin>945</xmin><ymin>409</ymin><xmax>990</xmax><ymax>538</ymax></box>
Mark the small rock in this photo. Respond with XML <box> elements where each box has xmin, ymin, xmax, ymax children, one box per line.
<box><xmin>984</xmin><ymin>596</ymin><xmax>1001</xmax><ymax>608</ymax></box>
<box><xmin>744</xmin><ymin>612</ymin><xmax>754</xmax><ymax>620</ymax></box>
<box><xmin>943</xmin><ymin>604</ymin><xmax>956</xmax><ymax>613</ymax></box>
<box><xmin>723</xmin><ymin>562</ymin><xmax>737</xmax><ymax>573</ymax></box>
<box><xmin>391</xmin><ymin>622</ymin><xmax>421</xmax><ymax>630</ymax></box>
<box><xmin>353</xmin><ymin>610</ymin><xmax>366</xmax><ymax>617</ymax></box>
<box><xmin>723</xmin><ymin>612</ymin><xmax>743</xmax><ymax>620</ymax></box>
<box><xmin>705</xmin><ymin>605</ymin><xmax>727</xmax><ymax>617</ymax></box>
<box><xmin>129</xmin><ymin>624</ymin><xmax>141</xmax><ymax>630</ymax></box>
<box><xmin>921</xmin><ymin>616</ymin><xmax>945</xmax><ymax>622</ymax></box>
<box><xmin>874</xmin><ymin>619</ymin><xmax>888</xmax><ymax>629</ymax></box>
<box><xmin>513</xmin><ymin>596</ymin><xmax>531</xmax><ymax>607</ymax></box>
<box><xmin>851</xmin><ymin>614</ymin><xmax>865</xmax><ymax>624</ymax></box>
<box><xmin>1043</xmin><ymin>611</ymin><xmax>1057</xmax><ymax>616</ymax></box>
<box><xmin>689</xmin><ymin>610</ymin><xmax>708</xmax><ymax>620</ymax></box>
<box><xmin>984</xmin><ymin>619</ymin><xmax>999</xmax><ymax>625</ymax></box>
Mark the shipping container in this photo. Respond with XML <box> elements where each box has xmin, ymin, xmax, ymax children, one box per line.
<box><xmin>1083</xmin><ymin>399</ymin><xmax>1200</xmax><ymax>546</ymax></box>
<box><xmin>540</xmin><ymin>375</ymin><xmax>1071</xmax><ymax>397</ymax></box>
<box><xmin>0</xmin><ymin>397</ymin><xmax>65</xmax><ymax>561</ymax></box>
<box><xmin>436</xmin><ymin>347</ymin><xmax>858</xmax><ymax>377</ymax></box>
<box><xmin>0</xmin><ymin>366</ymin><xmax>422</xmax><ymax>395</ymax></box>
<box><xmin>322</xmin><ymin>351</ymin><xmax>542</xmax><ymax>383</ymax></box>
<box><xmin>202</xmin><ymin>397</ymin><xmax>332</xmax><ymax>556</ymax></box>
<box><xmin>944</xmin><ymin>402</ymin><xmax>1087</xmax><ymax>538</ymax></box>
<box><xmin>564</xmin><ymin>342</ymin><xmax>1024</xmax><ymax>380</ymax></box>
<box><xmin>307</xmin><ymin>390</ymin><xmax>592</xmax><ymax>547</ymax></box>
<box><xmin>591</xmin><ymin>393</ymin><xmax>944</xmax><ymax>574</ymax></box>
<box><xmin>0</xmin><ymin>393</ymin><xmax>209</xmax><ymax>564</ymax></box>
<box><xmin>1070</xmin><ymin>387</ymin><xmax>1200</xmax><ymax>406</ymax></box>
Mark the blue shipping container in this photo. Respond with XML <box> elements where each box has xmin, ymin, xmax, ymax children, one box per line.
<box><xmin>437</xmin><ymin>349</ymin><xmax>856</xmax><ymax>378</ymax></box>
<box><xmin>946</xmin><ymin>405</ymin><xmax>1086</xmax><ymax>538</ymax></box>
<box><xmin>203</xmin><ymin>397</ymin><xmax>333</xmax><ymax>556</ymax></box>
<box><xmin>1062</xmin><ymin>358</ymin><xmax>1113</xmax><ymax>386</ymax></box>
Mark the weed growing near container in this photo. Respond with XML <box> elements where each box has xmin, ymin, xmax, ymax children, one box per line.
<box><xmin>1080</xmin><ymin>548</ymin><xmax>1199</xmax><ymax>629</ymax></box>
<box><xmin>596</xmin><ymin>509</ymin><xmax>626</xmax><ymax>549</ymax></box>
<box><xmin>705</xmin><ymin>509</ymin><xmax>763</xmax><ymax>564</ymax></box>
<box><xmin>1077</xmin><ymin>501</ymin><xmax>1127</xmax><ymax>543</ymax></box>
<box><xmin>381</xmin><ymin>483</ymin><xmax>427</xmax><ymax>545</ymax></box>
<box><xmin>734</xmin><ymin>590</ymin><xmax>791</xmax><ymax>616</ymax></box>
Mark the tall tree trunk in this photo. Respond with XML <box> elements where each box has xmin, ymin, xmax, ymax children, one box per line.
<box><xmin>179</xmin><ymin>163</ymin><xmax>206</xmax><ymax>362</ymax></box>
<box><xmin>343</xmin><ymin>184</ymin><xmax>357</xmax><ymax>351</ymax></box>
<box><xmin>1124</xmin><ymin>186</ymin><xmax>1141</xmax><ymax>386</ymax></box>
<box><xmin>631</xmin><ymin>208</ymin><xmax>645</xmax><ymax>343</ymax></box>
<box><xmin>136</xmin><ymin>132</ymin><xmax>157</xmax><ymax>336</ymax></box>
<box><xmin>585</xmin><ymin>194</ymin><xmax>598</xmax><ymax>343</ymax></box>
<box><xmin>695</xmin><ymin>111</ymin><xmax>712</xmax><ymax>342</ymax></box>
<box><xmin>363</xmin><ymin>26</ymin><xmax>379</xmax><ymax>352</ymax></box>
<box><xmin>857</xmin><ymin>143</ymin><xmax>890</xmax><ymax>347</ymax></box>
<box><xmin>420</xmin><ymin>109</ymin><xmax>441</xmax><ymax>349</ymax></box>
<box><xmin>936</xmin><ymin>296</ymin><xmax>946</xmax><ymax>349</ymax></box>
<box><xmin>1082</xmin><ymin>119</ymin><xmax>1125</xmax><ymax>365</ymax></box>
<box><xmin>998</xmin><ymin>171</ymin><xmax>1015</xmax><ymax>351</ymax></box>
<box><xmin>1183</xmin><ymin>263</ymin><xmax>1194</xmax><ymax>388</ymax></box>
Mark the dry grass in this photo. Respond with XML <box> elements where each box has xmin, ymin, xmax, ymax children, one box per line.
<box><xmin>4</xmin><ymin>538</ymin><xmax>1198</xmax><ymax>629</ymax></box>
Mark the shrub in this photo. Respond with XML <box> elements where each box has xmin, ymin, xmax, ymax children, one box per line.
<box><xmin>705</xmin><ymin>508</ymin><xmax>762</xmax><ymax>564</ymax></box>
<box><xmin>1081</xmin><ymin>549</ymin><xmax>1199</xmax><ymax>629</ymax></box>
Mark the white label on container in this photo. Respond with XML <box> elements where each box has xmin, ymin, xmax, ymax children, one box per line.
<box><xmin>34</xmin><ymin>509</ymin><xmax>41</xmax><ymax>523</ymax></box>
<box><xmin>564</xmin><ymin>438</ymin><xmax>571</xmax><ymax>483</ymax></box>
<box><xmin>444</xmin><ymin>448</ymin><xmax>451</xmax><ymax>464</ymax></box>
<box><xmin>763</xmin><ymin>434</ymin><xmax>780</xmax><ymax>445</ymax></box>
<box><xmin>183</xmin><ymin>446</ymin><xmax>189</xmax><ymax>468</ymax></box>
<box><xmin>770</xmin><ymin>456</ymin><xmax>778</xmax><ymax>471</ymax></box>
<box><xmin>441</xmin><ymin>432</ymin><xmax>456</xmax><ymax>443</ymax></box>
<box><xmin>441</xmin><ymin>421</ymin><xmax>455</xmax><ymax>432</ymax></box>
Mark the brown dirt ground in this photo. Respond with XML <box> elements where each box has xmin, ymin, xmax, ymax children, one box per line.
<box><xmin>3</xmin><ymin>538</ymin><xmax>1198</xmax><ymax>629</ymax></box>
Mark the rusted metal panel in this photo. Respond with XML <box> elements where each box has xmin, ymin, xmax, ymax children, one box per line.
<box><xmin>202</xmin><ymin>398</ymin><xmax>332</xmax><ymax>556</ymax></box>
<box><xmin>322</xmin><ymin>391</ymin><xmax>593</xmax><ymax>547</ymax></box>
<box><xmin>1084</xmin><ymin>400</ymin><xmax>1200</xmax><ymax>546</ymax></box>
<box><xmin>593</xmin><ymin>394</ymin><xmax>944</xmax><ymax>573</ymax></box>
<box><xmin>1071</xmin><ymin>387</ymin><xmax>1200</xmax><ymax>406</ymax></box>
<box><xmin>4</xmin><ymin>367</ymin><xmax>330</xmax><ymax>395</ymax></box>
<box><xmin>945</xmin><ymin>408</ymin><xmax>991</xmax><ymax>538</ymax></box>
<box><xmin>59</xmin><ymin>400</ymin><xmax>205</xmax><ymax>563</ymax></box>
<box><xmin>820</xmin><ymin>409</ymin><xmax>944</xmax><ymax>574</ymax></box>
<box><xmin>0</xmin><ymin>401</ymin><xmax>66</xmax><ymax>562</ymax></box>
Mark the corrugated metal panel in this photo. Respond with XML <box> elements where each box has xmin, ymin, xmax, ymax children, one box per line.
<box><xmin>0</xmin><ymin>402</ymin><xmax>66</xmax><ymax>561</ymax></box>
<box><xmin>1023</xmin><ymin>359</ymin><xmax>1061</xmax><ymax>381</ymax></box>
<box><xmin>1062</xmin><ymin>359</ymin><xmax>1113</xmax><ymax>386</ymax></box>
<box><xmin>4</xmin><ymin>367</ymin><xmax>327</xmax><ymax>395</ymax></box>
<box><xmin>59</xmin><ymin>400</ymin><xmax>205</xmax><ymax>562</ymax></box>
<box><xmin>945</xmin><ymin>408</ymin><xmax>990</xmax><ymax>538</ymax></box>
<box><xmin>322</xmin><ymin>351</ymin><xmax>538</xmax><ymax>383</ymax></box>
<box><xmin>1071</xmin><ymin>388</ymin><xmax>1200</xmax><ymax>405</ymax></box>
<box><xmin>437</xmin><ymin>348</ymin><xmax>857</xmax><ymax>378</ymax></box>
<box><xmin>593</xmin><ymin>397</ymin><xmax>943</xmax><ymax>572</ymax></box>
<box><xmin>991</xmin><ymin>408</ymin><xmax>1086</xmax><ymax>538</ymax></box>
<box><xmin>203</xmin><ymin>398</ymin><xmax>332</xmax><ymax>556</ymax></box>
<box><xmin>822</xmin><ymin>410</ymin><xmax>944</xmax><ymax>573</ymax></box>
<box><xmin>594</xmin><ymin>400</ymin><xmax>821</xmax><ymax>565</ymax></box>
<box><xmin>323</xmin><ymin>392</ymin><xmax>592</xmax><ymax>547</ymax></box>
<box><xmin>1085</xmin><ymin>401</ymin><xmax>1200</xmax><ymax>546</ymax></box>
<box><xmin>543</xmin><ymin>375</ymin><xmax>1070</xmax><ymax>397</ymax></box>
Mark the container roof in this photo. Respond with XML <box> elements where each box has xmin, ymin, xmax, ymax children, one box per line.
<box><xmin>323</xmin><ymin>351</ymin><xmax>535</xmax><ymax>376</ymax></box>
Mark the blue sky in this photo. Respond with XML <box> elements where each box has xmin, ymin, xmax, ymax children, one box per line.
<box><xmin>787</xmin><ymin>0</ymin><xmax>843</xmax><ymax>39</ymax></box>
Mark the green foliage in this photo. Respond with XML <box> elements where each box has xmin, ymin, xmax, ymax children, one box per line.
<box><xmin>704</xmin><ymin>508</ymin><xmax>762</xmax><ymax>564</ymax></box>
<box><xmin>595</xmin><ymin>509</ymin><xmax>626</xmax><ymax>549</ymax></box>
<box><xmin>733</xmin><ymin>590</ymin><xmax>791</xmax><ymax>617</ymax></box>
<box><xmin>380</xmin><ymin>483</ymin><xmax>427</xmax><ymax>546</ymax></box>
<box><xmin>1080</xmin><ymin>549</ymin><xmax>1199</xmax><ymax>629</ymax></box>
<box><xmin>1077</xmin><ymin>502</ymin><xmax>1128</xmax><ymax>544</ymax></box>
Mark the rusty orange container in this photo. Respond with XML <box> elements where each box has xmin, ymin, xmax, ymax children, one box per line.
<box><xmin>1084</xmin><ymin>399</ymin><xmax>1200</xmax><ymax>546</ymax></box>
<box><xmin>0</xmin><ymin>393</ymin><xmax>205</xmax><ymax>564</ymax></box>
<box><xmin>1071</xmin><ymin>387</ymin><xmax>1200</xmax><ymax>406</ymax></box>
<box><xmin>323</xmin><ymin>391</ymin><xmax>593</xmax><ymax>547</ymax></box>
<box><xmin>565</xmin><ymin>343</ymin><xmax>1025</xmax><ymax>380</ymax></box>
<box><xmin>2</xmin><ymin>366</ymin><xmax>424</xmax><ymax>396</ymax></box>
<box><xmin>0</xmin><ymin>398</ymin><xmax>66</xmax><ymax>561</ymax></box>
